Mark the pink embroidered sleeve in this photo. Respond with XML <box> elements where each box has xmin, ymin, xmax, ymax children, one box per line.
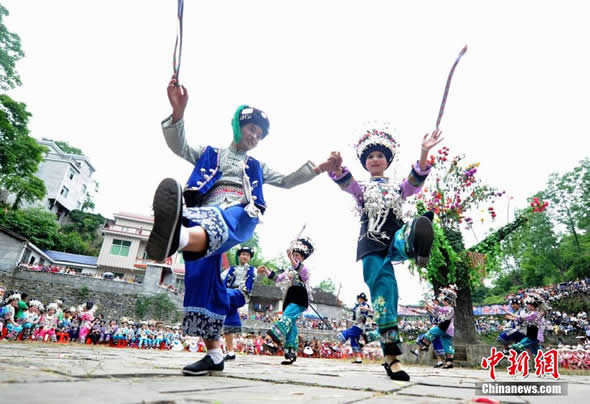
<box><xmin>400</xmin><ymin>162</ymin><xmax>432</xmax><ymax>199</ymax></box>
<box><xmin>329</xmin><ymin>167</ymin><xmax>364</xmax><ymax>208</ymax></box>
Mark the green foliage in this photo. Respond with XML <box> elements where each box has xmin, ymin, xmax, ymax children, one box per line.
<box><xmin>61</xmin><ymin>209</ymin><xmax>105</xmax><ymax>251</ymax></box>
<box><xmin>0</xmin><ymin>95</ymin><xmax>47</xmax><ymax>208</ymax></box>
<box><xmin>42</xmin><ymin>138</ymin><xmax>84</xmax><ymax>156</ymax></box>
<box><xmin>317</xmin><ymin>278</ymin><xmax>336</xmax><ymax>294</ymax></box>
<box><xmin>413</xmin><ymin>221</ymin><xmax>459</xmax><ymax>286</ymax></box>
<box><xmin>0</xmin><ymin>207</ymin><xmax>62</xmax><ymax>249</ymax></box>
<box><xmin>0</xmin><ymin>207</ymin><xmax>98</xmax><ymax>255</ymax></box>
<box><xmin>480</xmin><ymin>294</ymin><xmax>506</xmax><ymax>305</ymax></box>
<box><xmin>550</xmin><ymin>295</ymin><xmax>590</xmax><ymax>316</ymax></box>
<box><xmin>135</xmin><ymin>294</ymin><xmax>182</xmax><ymax>322</ymax></box>
<box><xmin>6</xmin><ymin>174</ymin><xmax>46</xmax><ymax>209</ymax></box>
<box><xmin>0</xmin><ymin>5</ymin><xmax>24</xmax><ymax>90</ymax></box>
<box><xmin>78</xmin><ymin>286</ymin><xmax>90</xmax><ymax>300</ymax></box>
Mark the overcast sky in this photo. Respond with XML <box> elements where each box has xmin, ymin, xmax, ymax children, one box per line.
<box><xmin>4</xmin><ymin>0</ymin><xmax>589</xmax><ymax>305</ymax></box>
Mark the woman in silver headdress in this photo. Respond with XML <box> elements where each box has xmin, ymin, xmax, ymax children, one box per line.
<box><xmin>328</xmin><ymin>124</ymin><xmax>443</xmax><ymax>381</ymax></box>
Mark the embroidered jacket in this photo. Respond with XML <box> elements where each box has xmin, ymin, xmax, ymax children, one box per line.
<box><xmin>352</xmin><ymin>302</ymin><xmax>371</xmax><ymax>324</ymax></box>
<box><xmin>330</xmin><ymin>162</ymin><xmax>432</xmax><ymax>261</ymax></box>
<box><xmin>222</xmin><ymin>264</ymin><xmax>256</xmax><ymax>295</ymax></box>
<box><xmin>268</xmin><ymin>261</ymin><xmax>311</xmax><ymax>310</ymax></box>
<box><xmin>161</xmin><ymin>117</ymin><xmax>319</xmax><ymax>215</ymax></box>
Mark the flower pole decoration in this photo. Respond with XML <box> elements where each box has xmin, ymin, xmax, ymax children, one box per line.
<box><xmin>530</xmin><ymin>197</ymin><xmax>549</xmax><ymax>213</ymax></box>
<box><xmin>417</xmin><ymin>146</ymin><xmax>501</xmax><ymax>232</ymax></box>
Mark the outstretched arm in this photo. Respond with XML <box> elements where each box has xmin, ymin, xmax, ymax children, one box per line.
<box><xmin>161</xmin><ymin>74</ymin><xmax>204</xmax><ymax>164</ymax></box>
<box><xmin>399</xmin><ymin>129</ymin><xmax>443</xmax><ymax>198</ymax></box>
<box><xmin>262</xmin><ymin>152</ymin><xmax>341</xmax><ymax>189</ymax></box>
<box><xmin>328</xmin><ymin>152</ymin><xmax>364</xmax><ymax>208</ymax></box>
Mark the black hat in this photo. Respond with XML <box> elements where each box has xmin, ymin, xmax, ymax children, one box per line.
<box><xmin>357</xmin><ymin>292</ymin><xmax>368</xmax><ymax>301</ymax></box>
<box><xmin>236</xmin><ymin>246</ymin><xmax>255</xmax><ymax>262</ymax></box>
<box><xmin>232</xmin><ymin>105</ymin><xmax>270</xmax><ymax>143</ymax></box>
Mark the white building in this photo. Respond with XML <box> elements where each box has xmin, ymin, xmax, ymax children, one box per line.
<box><xmin>19</xmin><ymin>139</ymin><xmax>96</xmax><ymax>220</ymax></box>
<box><xmin>97</xmin><ymin>212</ymin><xmax>184</xmax><ymax>288</ymax></box>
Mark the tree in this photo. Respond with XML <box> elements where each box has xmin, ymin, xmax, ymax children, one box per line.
<box><xmin>81</xmin><ymin>180</ymin><xmax>99</xmax><ymax>212</ymax></box>
<box><xmin>317</xmin><ymin>278</ymin><xmax>336</xmax><ymax>294</ymax></box>
<box><xmin>7</xmin><ymin>175</ymin><xmax>45</xmax><ymax>209</ymax></box>
<box><xmin>0</xmin><ymin>208</ymin><xmax>62</xmax><ymax>250</ymax></box>
<box><xmin>412</xmin><ymin>147</ymin><xmax>501</xmax><ymax>343</ymax></box>
<box><xmin>0</xmin><ymin>208</ymin><xmax>97</xmax><ymax>255</ymax></box>
<box><xmin>544</xmin><ymin>159</ymin><xmax>590</xmax><ymax>252</ymax></box>
<box><xmin>61</xmin><ymin>209</ymin><xmax>106</xmax><ymax>250</ymax></box>
<box><xmin>0</xmin><ymin>5</ymin><xmax>24</xmax><ymax>90</ymax></box>
<box><xmin>0</xmin><ymin>6</ymin><xmax>46</xmax><ymax>208</ymax></box>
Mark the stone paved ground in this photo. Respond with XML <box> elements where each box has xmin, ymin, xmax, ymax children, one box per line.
<box><xmin>1</xmin><ymin>341</ymin><xmax>588</xmax><ymax>404</ymax></box>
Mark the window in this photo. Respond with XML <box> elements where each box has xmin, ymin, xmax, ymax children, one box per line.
<box><xmin>69</xmin><ymin>169</ymin><xmax>75</xmax><ymax>180</ymax></box>
<box><xmin>76</xmin><ymin>201</ymin><xmax>81</xmax><ymax>209</ymax></box>
<box><xmin>60</xmin><ymin>186</ymin><xmax>69</xmax><ymax>198</ymax></box>
<box><xmin>110</xmin><ymin>239</ymin><xmax>132</xmax><ymax>256</ymax></box>
<box><xmin>82</xmin><ymin>184</ymin><xmax>87</xmax><ymax>194</ymax></box>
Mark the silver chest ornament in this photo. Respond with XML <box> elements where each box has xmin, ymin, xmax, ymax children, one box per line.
<box><xmin>360</xmin><ymin>179</ymin><xmax>404</xmax><ymax>241</ymax></box>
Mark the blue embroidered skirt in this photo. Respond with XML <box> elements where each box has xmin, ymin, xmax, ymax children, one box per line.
<box><xmin>182</xmin><ymin>204</ymin><xmax>258</xmax><ymax>340</ymax></box>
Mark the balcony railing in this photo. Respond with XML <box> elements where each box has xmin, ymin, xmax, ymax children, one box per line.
<box><xmin>104</xmin><ymin>224</ymin><xmax>150</xmax><ymax>236</ymax></box>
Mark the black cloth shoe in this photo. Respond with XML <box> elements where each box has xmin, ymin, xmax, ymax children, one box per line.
<box><xmin>147</xmin><ymin>178</ymin><xmax>183</xmax><ymax>261</ymax></box>
<box><xmin>383</xmin><ymin>359</ymin><xmax>410</xmax><ymax>381</ymax></box>
<box><xmin>182</xmin><ymin>355</ymin><xmax>224</xmax><ymax>376</ymax></box>
<box><xmin>281</xmin><ymin>349</ymin><xmax>297</xmax><ymax>365</ymax></box>
<box><xmin>443</xmin><ymin>358</ymin><xmax>454</xmax><ymax>369</ymax></box>
<box><xmin>224</xmin><ymin>353</ymin><xmax>236</xmax><ymax>361</ymax></box>
<box><xmin>352</xmin><ymin>359</ymin><xmax>363</xmax><ymax>364</ymax></box>
<box><xmin>407</xmin><ymin>216</ymin><xmax>434</xmax><ymax>268</ymax></box>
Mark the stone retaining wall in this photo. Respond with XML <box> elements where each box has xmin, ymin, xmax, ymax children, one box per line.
<box><xmin>0</xmin><ymin>270</ymin><xmax>182</xmax><ymax>322</ymax></box>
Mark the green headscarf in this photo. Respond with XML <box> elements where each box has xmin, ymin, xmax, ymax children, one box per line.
<box><xmin>232</xmin><ymin>104</ymin><xmax>249</xmax><ymax>144</ymax></box>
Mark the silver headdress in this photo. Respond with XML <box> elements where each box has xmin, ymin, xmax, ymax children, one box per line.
<box><xmin>289</xmin><ymin>237</ymin><xmax>315</xmax><ymax>259</ymax></box>
<box><xmin>354</xmin><ymin>121</ymin><xmax>400</xmax><ymax>169</ymax></box>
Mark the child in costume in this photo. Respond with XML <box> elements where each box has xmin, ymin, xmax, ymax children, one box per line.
<box><xmin>103</xmin><ymin>320</ymin><xmax>117</xmax><ymax>345</ymax></box>
<box><xmin>505</xmin><ymin>293</ymin><xmax>545</xmax><ymax>355</ymax></box>
<box><xmin>22</xmin><ymin>299</ymin><xmax>43</xmax><ymax>340</ymax></box>
<box><xmin>138</xmin><ymin>321</ymin><xmax>150</xmax><ymax>349</ymax></box>
<box><xmin>260</xmin><ymin>237</ymin><xmax>314</xmax><ymax>365</ymax></box>
<box><xmin>415</xmin><ymin>287</ymin><xmax>457</xmax><ymax>369</ymax></box>
<box><xmin>421</xmin><ymin>298</ymin><xmax>446</xmax><ymax>368</ymax></box>
<box><xmin>2</xmin><ymin>291</ymin><xmax>23</xmax><ymax>340</ymax></box>
<box><xmin>114</xmin><ymin>318</ymin><xmax>128</xmax><ymax>345</ymax></box>
<box><xmin>37</xmin><ymin>303</ymin><xmax>59</xmax><ymax>342</ymax></box>
<box><xmin>220</xmin><ymin>245</ymin><xmax>256</xmax><ymax>361</ymax></box>
<box><xmin>337</xmin><ymin>292</ymin><xmax>374</xmax><ymax>364</ymax></box>
<box><xmin>329</xmin><ymin>123</ymin><xmax>442</xmax><ymax>381</ymax></box>
<box><xmin>154</xmin><ymin>322</ymin><xmax>165</xmax><ymax>349</ymax></box>
<box><xmin>78</xmin><ymin>301</ymin><xmax>97</xmax><ymax>343</ymax></box>
<box><xmin>497</xmin><ymin>295</ymin><xmax>526</xmax><ymax>351</ymax></box>
<box><xmin>68</xmin><ymin>308</ymin><xmax>80</xmax><ymax>342</ymax></box>
<box><xmin>145</xmin><ymin>74</ymin><xmax>338</xmax><ymax>375</ymax></box>
<box><xmin>127</xmin><ymin>322</ymin><xmax>138</xmax><ymax>347</ymax></box>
